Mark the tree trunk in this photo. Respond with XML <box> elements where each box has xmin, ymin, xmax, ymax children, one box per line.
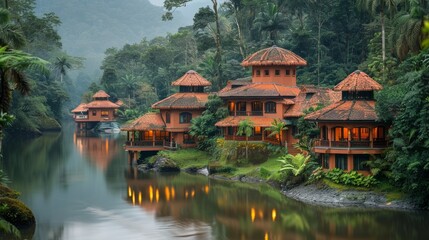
<box><xmin>317</xmin><ymin>20</ymin><xmax>321</xmax><ymax>86</ymax></box>
<box><xmin>4</xmin><ymin>0</ymin><xmax>8</xmax><ymax>9</ymax></box>
<box><xmin>212</xmin><ymin>0</ymin><xmax>223</xmax><ymax>90</ymax></box>
<box><xmin>381</xmin><ymin>10</ymin><xmax>386</xmax><ymax>82</ymax></box>
<box><xmin>245</xmin><ymin>137</ymin><xmax>248</xmax><ymax>160</ymax></box>
<box><xmin>234</xmin><ymin>14</ymin><xmax>246</xmax><ymax>59</ymax></box>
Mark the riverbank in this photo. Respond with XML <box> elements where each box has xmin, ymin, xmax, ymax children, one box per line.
<box><xmin>143</xmin><ymin>149</ymin><xmax>418</xmax><ymax>211</ymax></box>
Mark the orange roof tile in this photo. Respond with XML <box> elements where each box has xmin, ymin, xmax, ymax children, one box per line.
<box><xmin>304</xmin><ymin>100</ymin><xmax>378</xmax><ymax>121</ymax></box>
<box><xmin>93</xmin><ymin>90</ymin><xmax>110</xmax><ymax>98</ymax></box>
<box><xmin>85</xmin><ymin>100</ymin><xmax>120</xmax><ymax>109</ymax></box>
<box><xmin>71</xmin><ymin>103</ymin><xmax>88</xmax><ymax>113</ymax></box>
<box><xmin>115</xmin><ymin>100</ymin><xmax>124</xmax><ymax>106</ymax></box>
<box><xmin>151</xmin><ymin>92</ymin><xmax>209</xmax><ymax>109</ymax></box>
<box><xmin>215</xmin><ymin>116</ymin><xmax>283</xmax><ymax>127</ymax></box>
<box><xmin>121</xmin><ymin>112</ymin><xmax>165</xmax><ymax>131</ymax></box>
<box><xmin>171</xmin><ymin>70</ymin><xmax>212</xmax><ymax>87</ymax></box>
<box><xmin>219</xmin><ymin>83</ymin><xmax>300</xmax><ymax>98</ymax></box>
<box><xmin>334</xmin><ymin>70</ymin><xmax>383</xmax><ymax>91</ymax></box>
<box><xmin>284</xmin><ymin>87</ymin><xmax>341</xmax><ymax>118</ymax></box>
<box><xmin>241</xmin><ymin>46</ymin><xmax>307</xmax><ymax>67</ymax></box>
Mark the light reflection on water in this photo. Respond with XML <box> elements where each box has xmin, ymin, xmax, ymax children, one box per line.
<box><xmin>1</xmin><ymin>123</ymin><xmax>429</xmax><ymax>240</ymax></box>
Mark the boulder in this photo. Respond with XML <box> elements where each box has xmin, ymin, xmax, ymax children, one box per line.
<box><xmin>0</xmin><ymin>197</ymin><xmax>35</xmax><ymax>228</ymax></box>
<box><xmin>152</xmin><ymin>157</ymin><xmax>180</xmax><ymax>172</ymax></box>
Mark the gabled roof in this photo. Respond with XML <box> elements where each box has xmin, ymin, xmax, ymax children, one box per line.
<box><xmin>215</xmin><ymin>116</ymin><xmax>283</xmax><ymax>127</ymax></box>
<box><xmin>151</xmin><ymin>92</ymin><xmax>209</xmax><ymax>109</ymax></box>
<box><xmin>93</xmin><ymin>90</ymin><xmax>110</xmax><ymax>98</ymax></box>
<box><xmin>71</xmin><ymin>103</ymin><xmax>88</xmax><ymax>113</ymax></box>
<box><xmin>171</xmin><ymin>70</ymin><xmax>212</xmax><ymax>87</ymax></box>
<box><xmin>121</xmin><ymin>112</ymin><xmax>165</xmax><ymax>131</ymax></box>
<box><xmin>218</xmin><ymin>77</ymin><xmax>252</xmax><ymax>94</ymax></box>
<box><xmin>304</xmin><ymin>100</ymin><xmax>378</xmax><ymax>122</ymax></box>
<box><xmin>218</xmin><ymin>83</ymin><xmax>300</xmax><ymax>98</ymax></box>
<box><xmin>85</xmin><ymin>100</ymin><xmax>120</xmax><ymax>109</ymax></box>
<box><xmin>284</xmin><ymin>87</ymin><xmax>341</xmax><ymax>118</ymax></box>
<box><xmin>241</xmin><ymin>46</ymin><xmax>307</xmax><ymax>67</ymax></box>
<box><xmin>334</xmin><ymin>70</ymin><xmax>383</xmax><ymax>91</ymax></box>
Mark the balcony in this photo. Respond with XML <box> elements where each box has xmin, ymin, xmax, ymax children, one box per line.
<box><xmin>224</xmin><ymin>135</ymin><xmax>263</xmax><ymax>141</ymax></box>
<box><xmin>75</xmin><ymin>115</ymin><xmax>88</xmax><ymax>119</ymax></box>
<box><xmin>314</xmin><ymin>139</ymin><xmax>388</xmax><ymax>149</ymax></box>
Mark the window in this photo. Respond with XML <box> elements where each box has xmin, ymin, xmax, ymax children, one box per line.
<box><xmin>335</xmin><ymin>154</ymin><xmax>348</xmax><ymax>170</ymax></box>
<box><xmin>286</xmin><ymin>69</ymin><xmax>290</xmax><ymax>76</ymax></box>
<box><xmin>166</xmin><ymin>112</ymin><xmax>170</xmax><ymax>123</ymax></box>
<box><xmin>228</xmin><ymin>102</ymin><xmax>235</xmax><ymax>115</ymax></box>
<box><xmin>334</xmin><ymin>127</ymin><xmax>348</xmax><ymax>141</ymax></box>
<box><xmin>353</xmin><ymin>155</ymin><xmax>370</xmax><ymax>171</ymax></box>
<box><xmin>155</xmin><ymin>131</ymin><xmax>168</xmax><ymax>140</ymax></box>
<box><xmin>342</xmin><ymin>91</ymin><xmax>374</xmax><ymax>100</ymax></box>
<box><xmin>227</xmin><ymin>127</ymin><xmax>234</xmax><ymax>136</ymax></box>
<box><xmin>183</xmin><ymin>132</ymin><xmax>195</xmax><ymax>144</ymax></box>
<box><xmin>144</xmin><ymin>130</ymin><xmax>153</xmax><ymax>140</ymax></box>
<box><xmin>101</xmin><ymin>111</ymin><xmax>109</xmax><ymax>117</ymax></box>
<box><xmin>292</xmin><ymin>69</ymin><xmax>296</xmax><ymax>76</ymax></box>
<box><xmin>254</xmin><ymin>126</ymin><xmax>261</xmax><ymax>135</ymax></box>
<box><xmin>251</xmin><ymin>101</ymin><xmax>263</xmax><ymax>115</ymax></box>
<box><xmin>179</xmin><ymin>112</ymin><xmax>192</xmax><ymax>123</ymax></box>
<box><xmin>264</xmin><ymin>69</ymin><xmax>269</xmax><ymax>76</ymax></box>
<box><xmin>321</xmin><ymin>154</ymin><xmax>329</xmax><ymax>169</ymax></box>
<box><xmin>321</xmin><ymin>126</ymin><xmax>328</xmax><ymax>140</ymax></box>
<box><xmin>92</xmin><ymin>110</ymin><xmax>97</xmax><ymax>116</ymax></box>
<box><xmin>351</xmin><ymin>127</ymin><xmax>370</xmax><ymax>141</ymax></box>
<box><xmin>236</xmin><ymin>102</ymin><xmax>246</xmax><ymax>115</ymax></box>
<box><xmin>265</xmin><ymin>101</ymin><xmax>276</xmax><ymax>113</ymax></box>
<box><xmin>256</xmin><ymin>69</ymin><xmax>261</xmax><ymax>76</ymax></box>
<box><xmin>372</xmin><ymin>126</ymin><xmax>385</xmax><ymax>140</ymax></box>
<box><xmin>275</xmin><ymin>69</ymin><xmax>280</xmax><ymax>76</ymax></box>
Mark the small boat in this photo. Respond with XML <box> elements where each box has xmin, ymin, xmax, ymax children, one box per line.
<box><xmin>93</xmin><ymin>121</ymin><xmax>120</xmax><ymax>134</ymax></box>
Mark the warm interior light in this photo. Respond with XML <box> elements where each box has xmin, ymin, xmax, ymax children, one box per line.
<box><xmin>251</xmin><ymin>208</ymin><xmax>256</xmax><ymax>222</ymax></box>
<box><xmin>272</xmin><ymin>209</ymin><xmax>277</xmax><ymax>222</ymax></box>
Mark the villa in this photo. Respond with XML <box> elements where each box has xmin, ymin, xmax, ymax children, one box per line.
<box><xmin>305</xmin><ymin>70</ymin><xmax>388</xmax><ymax>175</ymax></box>
<box><xmin>71</xmin><ymin>90</ymin><xmax>121</xmax><ymax>130</ymax></box>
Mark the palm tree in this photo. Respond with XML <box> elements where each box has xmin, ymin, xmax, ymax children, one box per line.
<box><xmin>0</xmin><ymin>8</ymin><xmax>25</xmax><ymax>49</ymax></box>
<box><xmin>53</xmin><ymin>56</ymin><xmax>72</xmax><ymax>82</ymax></box>
<box><xmin>0</xmin><ymin>46</ymin><xmax>49</xmax><ymax>113</ymax></box>
<box><xmin>237</xmin><ymin>118</ymin><xmax>254</xmax><ymax>160</ymax></box>
<box><xmin>266</xmin><ymin>119</ymin><xmax>287</xmax><ymax>146</ymax></box>
<box><xmin>253</xmin><ymin>2</ymin><xmax>288</xmax><ymax>44</ymax></box>
<box><xmin>120</xmin><ymin>74</ymin><xmax>139</xmax><ymax>108</ymax></box>
<box><xmin>391</xmin><ymin>0</ymin><xmax>428</xmax><ymax>59</ymax></box>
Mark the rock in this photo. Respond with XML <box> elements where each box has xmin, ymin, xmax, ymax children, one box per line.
<box><xmin>197</xmin><ymin>168</ymin><xmax>209</xmax><ymax>176</ymax></box>
<box><xmin>0</xmin><ymin>197</ymin><xmax>35</xmax><ymax>228</ymax></box>
<box><xmin>152</xmin><ymin>157</ymin><xmax>180</xmax><ymax>172</ymax></box>
<box><xmin>0</xmin><ymin>184</ymin><xmax>20</xmax><ymax>198</ymax></box>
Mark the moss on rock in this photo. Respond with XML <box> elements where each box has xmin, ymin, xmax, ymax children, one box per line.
<box><xmin>0</xmin><ymin>184</ymin><xmax>20</xmax><ymax>199</ymax></box>
<box><xmin>0</xmin><ymin>197</ymin><xmax>35</xmax><ymax>228</ymax></box>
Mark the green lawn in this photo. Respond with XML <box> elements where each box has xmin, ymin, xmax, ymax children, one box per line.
<box><xmin>157</xmin><ymin>149</ymin><xmax>211</xmax><ymax>169</ymax></box>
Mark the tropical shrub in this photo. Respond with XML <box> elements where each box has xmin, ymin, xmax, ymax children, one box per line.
<box><xmin>322</xmin><ymin>168</ymin><xmax>378</xmax><ymax>188</ymax></box>
<box><xmin>278</xmin><ymin>153</ymin><xmax>311</xmax><ymax>176</ymax></box>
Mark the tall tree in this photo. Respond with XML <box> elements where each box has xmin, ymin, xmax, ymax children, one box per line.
<box><xmin>266</xmin><ymin>119</ymin><xmax>287</xmax><ymax>146</ymax></box>
<box><xmin>53</xmin><ymin>56</ymin><xmax>71</xmax><ymax>82</ymax></box>
<box><xmin>0</xmin><ymin>8</ymin><xmax>25</xmax><ymax>49</ymax></box>
<box><xmin>253</xmin><ymin>2</ymin><xmax>288</xmax><ymax>45</ymax></box>
<box><xmin>357</xmin><ymin>0</ymin><xmax>398</xmax><ymax>80</ymax></box>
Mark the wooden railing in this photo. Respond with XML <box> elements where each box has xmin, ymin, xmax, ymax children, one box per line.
<box><xmin>230</xmin><ymin>111</ymin><xmax>264</xmax><ymax>116</ymax></box>
<box><xmin>314</xmin><ymin>139</ymin><xmax>388</xmax><ymax>149</ymax></box>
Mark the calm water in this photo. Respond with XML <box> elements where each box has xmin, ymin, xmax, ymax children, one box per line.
<box><xmin>1</xmin><ymin>123</ymin><xmax>429</xmax><ymax>240</ymax></box>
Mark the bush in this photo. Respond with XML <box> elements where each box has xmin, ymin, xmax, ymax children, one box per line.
<box><xmin>260</xmin><ymin>167</ymin><xmax>271</xmax><ymax>179</ymax></box>
<box><xmin>214</xmin><ymin>139</ymin><xmax>270</xmax><ymax>166</ymax></box>
<box><xmin>208</xmin><ymin>163</ymin><xmax>237</xmax><ymax>174</ymax></box>
<box><xmin>320</xmin><ymin>168</ymin><xmax>378</xmax><ymax>188</ymax></box>
<box><xmin>0</xmin><ymin>185</ymin><xmax>20</xmax><ymax>199</ymax></box>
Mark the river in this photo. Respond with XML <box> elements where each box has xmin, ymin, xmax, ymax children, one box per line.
<box><xmin>1</xmin><ymin>123</ymin><xmax>429</xmax><ymax>240</ymax></box>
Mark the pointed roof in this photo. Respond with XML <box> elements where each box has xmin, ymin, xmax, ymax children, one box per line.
<box><xmin>121</xmin><ymin>112</ymin><xmax>165</xmax><ymax>131</ymax></box>
<box><xmin>171</xmin><ymin>70</ymin><xmax>212</xmax><ymax>87</ymax></box>
<box><xmin>85</xmin><ymin>100</ymin><xmax>120</xmax><ymax>109</ymax></box>
<box><xmin>71</xmin><ymin>103</ymin><xmax>88</xmax><ymax>113</ymax></box>
<box><xmin>151</xmin><ymin>92</ymin><xmax>209</xmax><ymax>109</ymax></box>
<box><xmin>93</xmin><ymin>90</ymin><xmax>110</xmax><ymax>98</ymax></box>
<box><xmin>241</xmin><ymin>46</ymin><xmax>307</xmax><ymax>67</ymax></box>
<box><xmin>218</xmin><ymin>83</ymin><xmax>300</xmax><ymax>98</ymax></box>
<box><xmin>304</xmin><ymin>100</ymin><xmax>378</xmax><ymax>122</ymax></box>
<box><xmin>334</xmin><ymin>70</ymin><xmax>383</xmax><ymax>92</ymax></box>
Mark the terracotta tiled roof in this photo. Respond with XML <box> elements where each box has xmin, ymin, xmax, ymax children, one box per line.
<box><xmin>71</xmin><ymin>103</ymin><xmax>88</xmax><ymax>113</ymax></box>
<box><xmin>241</xmin><ymin>46</ymin><xmax>307</xmax><ymax>67</ymax></box>
<box><xmin>85</xmin><ymin>100</ymin><xmax>120</xmax><ymax>109</ymax></box>
<box><xmin>121</xmin><ymin>112</ymin><xmax>165</xmax><ymax>131</ymax></box>
<box><xmin>115</xmin><ymin>100</ymin><xmax>124</xmax><ymax>106</ymax></box>
<box><xmin>218</xmin><ymin>83</ymin><xmax>300</xmax><ymax>98</ymax></box>
<box><xmin>304</xmin><ymin>100</ymin><xmax>378</xmax><ymax>121</ymax></box>
<box><xmin>218</xmin><ymin>77</ymin><xmax>252</xmax><ymax>94</ymax></box>
<box><xmin>284</xmin><ymin>87</ymin><xmax>341</xmax><ymax>118</ymax></box>
<box><xmin>171</xmin><ymin>70</ymin><xmax>212</xmax><ymax>87</ymax></box>
<box><xmin>93</xmin><ymin>90</ymin><xmax>110</xmax><ymax>98</ymax></box>
<box><xmin>334</xmin><ymin>70</ymin><xmax>383</xmax><ymax>91</ymax></box>
<box><xmin>215</xmin><ymin>116</ymin><xmax>283</xmax><ymax>127</ymax></box>
<box><xmin>151</xmin><ymin>92</ymin><xmax>209</xmax><ymax>109</ymax></box>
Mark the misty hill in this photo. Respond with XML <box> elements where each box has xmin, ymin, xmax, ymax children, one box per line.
<box><xmin>35</xmin><ymin>0</ymin><xmax>199</xmax><ymax>73</ymax></box>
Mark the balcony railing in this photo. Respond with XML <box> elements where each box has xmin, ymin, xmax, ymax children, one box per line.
<box><xmin>75</xmin><ymin>115</ymin><xmax>88</xmax><ymax>119</ymax></box>
<box><xmin>230</xmin><ymin>111</ymin><xmax>264</xmax><ymax>116</ymax></box>
<box><xmin>224</xmin><ymin>135</ymin><xmax>263</xmax><ymax>141</ymax></box>
<box><xmin>314</xmin><ymin>139</ymin><xmax>388</xmax><ymax>149</ymax></box>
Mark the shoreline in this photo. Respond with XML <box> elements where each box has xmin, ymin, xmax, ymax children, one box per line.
<box><xmin>205</xmin><ymin>170</ymin><xmax>418</xmax><ymax>211</ymax></box>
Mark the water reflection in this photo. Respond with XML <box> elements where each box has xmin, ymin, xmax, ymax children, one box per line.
<box><xmin>124</xmin><ymin>169</ymin><xmax>429</xmax><ymax>240</ymax></box>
